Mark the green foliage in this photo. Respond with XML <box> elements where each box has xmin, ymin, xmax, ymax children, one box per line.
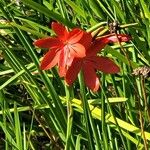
<box><xmin>0</xmin><ymin>0</ymin><xmax>150</xmax><ymax>149</ymax></box>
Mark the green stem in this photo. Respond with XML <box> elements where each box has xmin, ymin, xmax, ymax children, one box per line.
<box><xmin>79</xmin><ymin>70</ymin><xmax>101</xmax><ymax>149</ymax></box>
<box><xmin>140</xmin><ymin>76</ymin><xmax>150</xmax><ymax>121</ymax></box>
<box><xmin>65</xmin><ymin>85</ymin><xmax>75</xmax><ymax>150</ymax></box>
<box><xmin>78</xmin><ymin>71</ymin><xmax>94</xmax><ymax>150</ymax></box>
<box><xmin>101</xmin><ymin>75</ymin><xmax>109</xmax><ymax>150</ymax></box>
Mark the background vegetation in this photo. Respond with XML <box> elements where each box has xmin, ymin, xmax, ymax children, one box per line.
<box><xmin>0</xmin><ymin>0</ymin><xmax>150</xmax><ymax>149</ymax></box>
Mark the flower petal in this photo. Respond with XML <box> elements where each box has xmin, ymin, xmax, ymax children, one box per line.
<box><xmin>65</xmin><ymin>58</ymin><xmax>82</xmax><ymax>85</ymax></box>
<box><xmin>83</xmin><ymin>62</ymin><xmax>100</xmax><ymax>92</ymax></box>
<box><xmin>90</xmin><ymin>56</ymin><xmax>120</xmax><ymax>73</ymax></box>
<box><xmin>68</xmin><ymin>29</ymin><xmax>84</xmax><ymax>43</ymax></box>
<box><xmin>79</xmin><ymin>32</ymin><xmax>92</xmax><ymax>49</ymax></box>
<box><xmin>58</xmin><ymin>48</ymin><xmax>69</xmax><ymax>77</ymax></box>
<box><xmin>66</xmin><ymin>57</ymin><xmax>74</xmax><ymax>66</ymax></box>
<box><xmin>87</xmin><ymin>34</ymin><xmax>131</xmax><ymax>56</ymax></box>
<box><xmin>86</xmin><ymin>40</ymin><xmax>106</xmax><ymax>56</ymax></box>
<box><xmin>40</xmin><ymin>49</ymin><xmax>61</xmax><ymax>70</ymax></box>
<box><xmin>69</xmin><ymin>43</ymin><xmax>86</xmax><ymax>58</ymax></box>
<box><xmin>34</xmin><ymin>37</ymin><xmax>62</xmax><ymax>49</ymax></box>
<box><xmin>51</xmin><ymin>22</ymin><xmax>68</xmax><ymax>40</ymax></box>
<box><xmin>102</xmin><ymin>34</ymin><xmax>131</xmax><ymax>43</ymax></box>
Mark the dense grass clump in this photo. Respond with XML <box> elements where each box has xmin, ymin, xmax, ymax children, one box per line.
<box><xmin>0</xmin><ymin>0</ymin><xmax>150</xmax><ymax>149</ymax></box>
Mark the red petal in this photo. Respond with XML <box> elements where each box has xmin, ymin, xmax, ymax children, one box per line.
<box><xmin>96</xmin><ymin>34</ymin><xmax>131</xmax><ymax>44</ymax></box>
<box><xmin>68</xmin><ymin>29</ymin><xmax>83</xmax><ymax>43</ymax></box>
<box><xmin>86</xmin><ymin>40</ymin><xmax>106</xmax><ymax>56</ymax></box>
<box><xmin>66</xmin><ymin>57</ymin><xmax>74</xmax><ymax>66</ymax></box>
<box><xmin>34</xmin><ymin>37</ymin><xmax>62</xmax><ymax>49</ymax></box>
<box><xmin>103</xmin><ymin>34</ymin><xmax>131</xmax><ymax>43</ymax></box>
<box><xmin>40</xmin><ymin>49</ymin><xmax>61</xmax><ymax>70</ymax></box>
<box><xmin>51</xmin><ymin>22</ymin><xmax>68</xmax><ymax>40</ymax></box>
<box><xmin>87</xmin><ymin>34</ymin><xmax>131</xmax><ymax>56</ymax></box>
<box><xmin>91</xmin><ymin>56</ymin><xmax>120</xmax><ymax>73</ymax></box>
<box><xmin>118</xmin><ymin>34</ymin><xmax>131</xmax><ymax>42</ymax></box>
<box><xmin>79</xmin><ymin>32</ymin><xmax>92</xmax><ymax>49</ymax></box>
<box><xmin>58</xmin><ymin>48</ymin><xmax>68</xmax><ymax>77</ymax></box>
<box><xmin>65</xmin><ymin>58</ymin><xmax>82</xmax><ymax>85</ymax></box>
<box><xmin>83</xmin><ymin>62</ymin><xmax>100</xmax><ymax>92</ymax></box>
<box><xmin>69</xmin><ymin>43</ymin><xmax>86</xmax><ymax>58</ymax></box>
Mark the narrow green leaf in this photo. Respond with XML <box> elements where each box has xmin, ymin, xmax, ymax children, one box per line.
<box><xmin>110</xmin><ymin>0</ymin><xmax>126</xmax><ymax>22</ymax></box>
<box><xmin>0</xmin><ymin>63</ymin><xmax>35</xmax><ymax>90</ymax></box>
<box><xmin>89</xmin><ymin>97</ymin><xmax>127</xmax><ymax>105</ymax></box>
<box><xmin>15</xmin><ymin>17</ymin><xmax>53</xmax><ymax>33</ymax></box>
<box><xmin>14</xmin><ymin>102</ymin><xmax>23</xmax><ymax>150</ymax></box>
<box><xmin>70</xmin><ymin>98</ymin><xmax>150</xmax><ymax>141</ymax></box>
<box><xmin>0</xmin><ymin>122</ymin><xmax>18</xmax><ymax>149</ymax></box>
<box><xmin>108</xmin><ymin>97</ymin><xmax>127</xmax><ymax>103</ymax></box>
<box><xmin>22</xmin><ymin>0</ymin><xmax>74</xmax><ymax>28</ymax></box>
<box><xmin>64</xmin><ymin>0</ymin><xmax>86</xmax><ymax>19</ymax></box>
<box><xmin>9</xmin><ymin>22</ymin><xmax>47</xmax><ymax>37</ymax></box>
<box><xmin>139</xmin><ymin>0</ymin><xmax>150</xmax><ymax>19</ymax></box>
<box><xmin>88</xmin><ymin>0</ymin><xmax>106</xmax><ymax>20</ymax></box>
<box><xmin>75</xmin><ymin>134</ymin><xmax>81</xmax><ymax>150</ymax></box>
<box><xmin>105</xmin><ymin>45</ymin><xmax>139</xmax><ymax>68</ymax></box>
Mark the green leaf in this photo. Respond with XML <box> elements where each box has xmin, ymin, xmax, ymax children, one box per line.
<box><xmin>0</xmin><ymin>122</ymin><xmax>18</xmax><ymax>149</ymax></box>
<box><xmin>14</xmin><ymin>102</ymin><xmax>23</xmax><ymax>150</ymax></box>
<box><xmin>105</xmin><ymin>45</ymin><xmax>139</xmax><ymax>68</ymax></box>
<box><xmin>9</xmin><ymin>22</ymin><xmax>47</xmax><ymax>38</ymax></box>
<box><xmin>15</xmin><ymin>17</ymin><xmax>53</xmax><ymax>34</ymax></box>
<box><xmin>109</xmin><ymin>0</ymin><xmax>125</xmax><ymax>22</ymax></box>
<box><xmin>64</xmin><ymin>0</ymin><xmax>86</xmax><ymax>19</ymax></box>
<box><xmin>70</xmin><ymin>98</ymin><xmax>150</xmax><ymax>141</ymax></box>
<box><xmin>75</xmin><ymin>134</ymin><xmax>81</xmax><ymax>150</ymax></box>
<box><xmin>22</xmin><ymin>0</ymin><xmax>74</xmax><ymax>28</ymax></box>
<box><xmin>139</xmin><ymin>0</ymin><xmax>150</xmax><ymax>19</ymax></box>
<box><xmin>0</xmin><ymin>63</ymin><xmax>35</xmax><ymax>90</ymax></box>
<box><xmin>88</xmin><ymin>97</ymin><xmax>127</xmax><ymax>105</ymax></box>
<box><xmin>108</xmin><ymin>97</ymin><xmax>127</xmax><ymax>103</ymax></box>
<box><xmin>88</xmin><ymin>0</ymin><xmax>106</xmax><ymax>20</ymax></box>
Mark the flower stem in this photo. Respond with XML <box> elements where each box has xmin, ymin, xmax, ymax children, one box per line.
<box><xmin>140</xmin><ymin>76</ymin><xmax>148</xmax><ymax>150</ymax></box>
<box><xmin>139</xmin><ymin>109</ymin><xmax>148</xmax><ymax>150</ymax></box>
<box><xmin>78</xmin><ymin>70</ymin><xmax>94</xmax><ymax>150</ymax></box>
<box><xmin>65</xmin><ymin>85</ymin><xmax>75</xmax><ymax>150</ymax></box>
<box><xmin>101</xmin><ymin>76</ymin><xmax>109</xmax><ymax>150</ymax></box>
<box><xmin>140</xmin><ymin>76</ymin><xmax>150</xmax><ymax>121</ymax></box>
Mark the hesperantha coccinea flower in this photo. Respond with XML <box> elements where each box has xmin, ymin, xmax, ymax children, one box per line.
<box><xmin>65</xmin><ymin>34</ymin><xmax>131</xmax><ymax>92</ymax></box>
<box><xmin>34</xmin><ymin>22</ymin><xmax>92</xmax><ymax>77</ymax></box>
<box><xmin>34</xmin><ymin>22</ymin><xmax>131</xmax><ymax>91</ymax></box>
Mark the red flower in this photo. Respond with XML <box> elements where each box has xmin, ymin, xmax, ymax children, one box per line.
<box><xmin>65</xmin><ymin>34</ymin><xmax>131</xmax><ymax>92</ymax></box>
<box><xmin>34</xmin><ymin>22</ymin><xmax>92</xmax><ymax>77</ymax></box>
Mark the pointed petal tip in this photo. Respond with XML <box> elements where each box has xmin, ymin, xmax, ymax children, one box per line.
<box><xmin>51</xmin><ymin>22</ymin><xmax>61</xmax><ymax>29</ymax></box>
<box><xmin>91</xmin><ymin>84</ymin><xmax>100</xmax><ymax>92</ymax></box>
<box><xmin>51</xmin><ymin>22</ymin><xmax>68</xmax><ymax>40</ymax></box>
<box><xmin>33</xmin><ymin>38</ymin><xmax>49</xmax><ymax>47</ymax></box>
<box><xmin>117</xmin><ymin>34</ymin><xmax>131</xmax><ymax>42</ymax></box>
<box><xmin>65</xmin><ymin>81</ymin><xmax>73</xmax><ymax>88</ymax></box>
<box><xmin>58</xmin><ymin>69</ymin><xmax>67</xmax><ymax>77</ymax></box>
<box><xmin>40</xmin><ymin>62</ymin><xmax>50</xmax><ymax>70</ymax></box>
<box><xmin>39</xmin><ymin>49</ymin><xmax>60</xmax><ymax>71</ymax></box>
<box><xmin>65</xmin><ymin>78</ymin><xmax>73</xmax><ymax>86</ymax></box>
<box><xmin>68</xmin><ymin>29</ymin><xmax>84</xmax><ymax>43</ymax></box>
<box><xmin>109</xmin><ymin>64</ymin><xmax>120</xmax><ymax>74</ymax></box>
<box><xmin>40</xmin><ymin>64</ymin><xmax>47</xmax><ymax>70</ymax></box>
<box><xmin>33</xmin><ymin>40</ymin><xmax>40</xmax><ymax>46</ymax></box>
<box><xmin>92</xmin><ymin>56</ymin><xmax>120</xmax><ymax>74</ymax></box>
